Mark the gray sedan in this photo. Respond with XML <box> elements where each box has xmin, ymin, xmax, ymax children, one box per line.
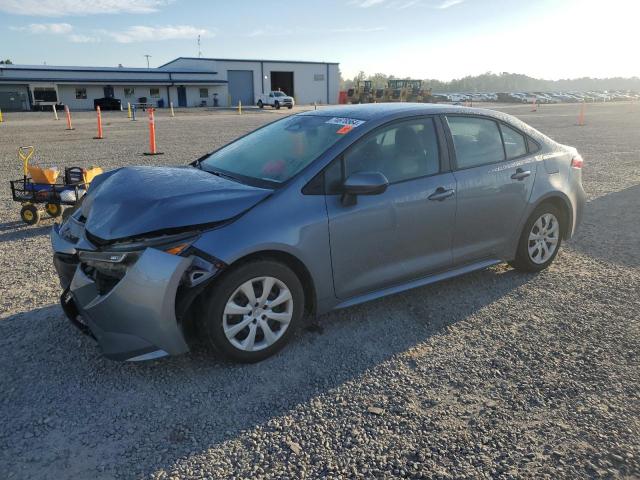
<box><xmin>51</xmin><ymin>104</ymin><xmax>585</xmax><ymax>362</ymax></box>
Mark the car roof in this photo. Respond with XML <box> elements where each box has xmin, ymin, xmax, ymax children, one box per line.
<box><xmin>299</xmin><ymin>102</ymin><xmax>552</xmax><ymax>146</ymax></box>
<box><xmin>298</xmin><ymin>102</ymin><xmax>504</xmax><ymax>121</ymax></box>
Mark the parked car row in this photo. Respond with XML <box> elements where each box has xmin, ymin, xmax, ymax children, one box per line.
<box><xmin>432</xmin><ymin>90</ymin><xmax>639</xmax><ymax>104</ymax></box>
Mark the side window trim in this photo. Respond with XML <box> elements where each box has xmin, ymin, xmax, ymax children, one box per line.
<box><xmin>321</xmin><ymin>115</ymin><xmax>445</xmax><ymax>194</ymax></box>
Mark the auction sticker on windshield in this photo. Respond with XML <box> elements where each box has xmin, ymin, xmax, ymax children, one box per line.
<box><xmin>326</xmin><ymin>117</ymin><xmax>366</xmax><ymax>134</ymax></box>
<box><xmin>326</xmin><ymin>117</ymin><xmax>366</xmax><ymax>128</ymax></box>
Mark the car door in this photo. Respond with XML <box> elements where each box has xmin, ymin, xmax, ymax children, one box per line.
<box><xmin>444</xmin><ymin>115</ymin><xmax>538</xmax><ymax>264</ymax></box>
<box><xmin>325</xmin><ymin>116</ymin><xmax>457</xmax><ymax>300</ymax></box>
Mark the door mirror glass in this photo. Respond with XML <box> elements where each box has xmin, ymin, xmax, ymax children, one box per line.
<box><xmin>342</xmin><ymin>171</ymin><xmax>388</xmax><ymax>205</ymax></box>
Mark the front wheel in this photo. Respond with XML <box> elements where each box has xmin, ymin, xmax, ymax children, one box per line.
<box><xmin>509</xmin><ymin>204</ymin><xmax>563</xmax><ymax>272</ymax></box>
<box><xmin>197</xmin><ymin>260</ymin><xmax>305</xmax><ymax>362</ymax></box>
<box><xmin>275</xmin><ymin>101</ymin><xmax>281</xmax><ymax>110</ymax></box>
<box><xmin>287</xmin><ymin>105</ymin><xmax>293</xmax><ymax>109</ymax></box>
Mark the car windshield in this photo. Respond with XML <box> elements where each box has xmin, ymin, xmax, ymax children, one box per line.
<box><xmin>200</xmin><ymin>115</ymin><xmax>357</xmax><ymax>184</ymax></box>
<box><xmin>273</xmin><ymin>92</ymin><xmax>286</xmax><ymax>97</ymax></box>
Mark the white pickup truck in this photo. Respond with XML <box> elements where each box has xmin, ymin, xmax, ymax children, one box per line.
<box><xmin>256</xmin><ymin>91</ymin><xmax>295</xmax><ymax>109</ymax></box>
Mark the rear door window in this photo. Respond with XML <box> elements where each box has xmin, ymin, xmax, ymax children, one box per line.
<box><xmin>447</xmin><ymin>116</ymin><xmax>505</xmax><ymax>168</ymax></box>
<box><xmin>500</xmin><ymin>124</ymin><xmax>527</xmax><ymax>159</ymax></box>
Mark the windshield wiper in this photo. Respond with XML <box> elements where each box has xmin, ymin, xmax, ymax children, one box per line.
<box><xmin>204</xmin><ymin>168</ymin><xmax>241</xmax><ymax>183</ymax></box>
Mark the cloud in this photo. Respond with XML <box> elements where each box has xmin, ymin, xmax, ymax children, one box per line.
<box><xmin>7</xmin><ymin>22</ymin><xmax>209</xmax><ymax>44</ymax></box>
<box><xmin>10</xmin><ymin>23</ymin><xmax>73</xmax><ymax>34</ymax></box>
<box><xmin>348</xmin><ymin>0</ymin><xmax>387</xmax><ymax>7</ymax></box>
<box><xmin>0</xmin><ymin>0</ymin><xmax>171</xmax><ymax>16</ymax></box>
<box><xmin>347</xmin><ymin>0</ymin><xmax>464</xmax><ymax>8</ymax></box>
<box><xmin>437</xmin><ymin>0</ymin><xmax>464</xmax><ymax>8</ymax></box>
<box><xmin>68</xmin><ymin>33</ymin><xmax>101</xmax><ymax>43</ymax></box>
<box><xmin>248</xmin><ymin>25</ymin><xmax>386</xmax><ymax>37</ymax></box>
<box><xmin>105</xmin><ymin>25</ymin><xmax>214</xmax><ymax>43</ymax></box>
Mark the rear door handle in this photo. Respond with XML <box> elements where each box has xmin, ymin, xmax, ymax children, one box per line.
<box><xmin>428</xmin><ymin>187</ymin><xmax>455</xmax><ymax>201</ymax></box>
<box><xmin>511</xmin><ymin>168</ymin><xmax>531</xmax><ymax>181</ymax></box>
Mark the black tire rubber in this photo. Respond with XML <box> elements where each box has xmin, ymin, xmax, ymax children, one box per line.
<box><xmin>257</xmin><ymin>100</ymin><xmax>263</xmax><ymax>109</ymax></box>
<box><xmin>20</xmin><ymin>204</ymin><xmax>41</xmax><ymax>226</ymax></box>
<box><xmin>275</xmin><ymin>101</ymin><xmax>280</xmax><ymax>110</ymax></box>
<box><xmin>509</xmin><ymin>203</ymin><xmax>563</xmax><ymax>272</ymax></box>
<box><xmin>287</xmin><ymin>105</ymin><xmax>293</xmax><ymax>109</ymax></box>
<box><xmin>45</xmin><ymin>202</ymin><xmax>62</xmax><ymax>218</ymax></box>
<box><xmin>196</xmin><ymin>259</ymin><xmax>305</xmax><ymax>363</ymax></box>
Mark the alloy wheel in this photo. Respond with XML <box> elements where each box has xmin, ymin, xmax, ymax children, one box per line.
<box><xmin>222</xmin><ymin>276</ymin><xmax>293</xmax><ymax>352</ymax></box>
<box><xmin>527</xmin><ymin>213</ymin><xmax>560</xmax><ymax>264</ymax></box>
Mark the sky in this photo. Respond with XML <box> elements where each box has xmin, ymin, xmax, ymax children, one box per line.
<box><xmin>0</xmin><ymin>0</ymin><xmax>638</xmax><ymax>81</ymax></box>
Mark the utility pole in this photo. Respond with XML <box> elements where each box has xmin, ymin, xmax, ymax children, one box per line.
<box><xmin>144</xmin><ymin>54</ymin><xmax>151</xmax><ymax>69</ymax></box>
<box><xmin>197</xmin><ymin>35</ymin><xmax>201</xmax><ymax>58</ymax></box>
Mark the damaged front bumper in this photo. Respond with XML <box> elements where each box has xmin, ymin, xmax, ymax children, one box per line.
<box><xmin>51</xmin><ymin>221</ymin><xmax>221</xmax><ymax>361</ymax></box>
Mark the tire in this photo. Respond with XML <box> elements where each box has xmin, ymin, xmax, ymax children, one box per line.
<box><xmin>275</xmin><ymin>101</ymin><xmax>280</xmax><ymax>110</ymax></box>
<box><xmin>287</xmin><ymin>105</ymin><xmax>293</xmax><ymax>109</ymax></box>
<box><xmin>197</xmin><ymin>259</ymin><xmax>305</xmax><ymax>362</ymax></box>
<box><xmin>20</xmin><ymin>204</ymin><xmax>41</xmax><ymax>226</ymax></box>
<box><xmin>509</xmin><ymin>203</ymin><xmax>563</xmax><ymax>272</ymax></box>
<box><xmin>257</xmin><ymin>100</ymin><xmax>263</xmax><ymax>109</ymax></box>
<box><xmin>45</xmin><ymin>202</ymin><xmax>62</xmax><ymax>218</ymax></box>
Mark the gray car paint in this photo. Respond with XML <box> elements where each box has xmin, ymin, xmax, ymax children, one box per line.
<box><xmin>51</xmin><ymin>103</ymin><xmax>586</xmax><ymax>361</ymax></box>
<box><xmin>69</xmin><ymin>248</ymin><xmax>193</xmax><ymax>359</ymax></box>
<box><xmin>80</xmin><ymin>165</ymin><xmax>271</xmax><ymax>241</ymax></box>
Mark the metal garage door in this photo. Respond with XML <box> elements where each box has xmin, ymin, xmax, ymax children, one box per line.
<box><xmin>0</xmin><ymin>85</ymin><xmax>29</xmax><ymax>111</ymax></box>
<box><xmin>227</xmin><ymin>70</ymin><xmax>254</xmax><ymax>106</ymax></box>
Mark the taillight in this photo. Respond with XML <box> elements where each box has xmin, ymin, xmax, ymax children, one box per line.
<box><xmin>571</xmin><ymin>154</ymin><xmax>584</xmax><ymax>169</ymax></box>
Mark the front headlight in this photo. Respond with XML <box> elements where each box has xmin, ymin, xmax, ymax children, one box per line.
<box><xmin>103</xmin><ymin>231</ymin><xmax>200</xmax><ymax>255</ymax></box>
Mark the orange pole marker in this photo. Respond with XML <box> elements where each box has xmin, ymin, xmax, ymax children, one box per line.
<box><xmin>577</xmin><ymin>101</ymin><xmax>586</xmax><ymax>126</ymax></box>
<box><xmin>144</xmin><ymin>108</ymin><xmax>163</xmax><ymax>156</ymax></box>
<box><xmin>531</xmin><ymin>98</ymin><xmax>537</xmax><ymax>112</ymax></box>
<box><xmin>64</xmin><ymin>105</ymin><xmax>74</xmax><ymax>130</ymax></box>
<box><xmin>93</xmin><ymin>106</ymin><xmax>104</xmax><ymax>139</ymax></box>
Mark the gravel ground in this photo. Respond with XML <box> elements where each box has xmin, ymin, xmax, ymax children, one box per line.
<box><xmin>0</xmin><ymin>102</ymin><xmax>638</xmax><ymax>479</ymax></box>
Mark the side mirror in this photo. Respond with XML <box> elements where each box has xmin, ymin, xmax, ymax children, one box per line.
<box><xmin>341</xmin><ymin>171</ymin><xmax>389</xmax><ymax>206</ymax></box>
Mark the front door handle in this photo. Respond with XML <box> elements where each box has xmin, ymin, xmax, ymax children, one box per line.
<box><xmin>511</xmin><ymin>168</ymin><xmax>531</xmax><ymax>181</ymax></box>
<box><xmin>428</xmin><ymin>187</ymin><xmax>455</xmax><ymax>201</ymax></box>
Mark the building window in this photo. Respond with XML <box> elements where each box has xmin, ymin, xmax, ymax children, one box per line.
<box><xmin>149</xmin><ymin>88</ymin><xmax>160</xmax><ymax>98</ymax></box>
<box><xmin>33</xmin><ymin>87</ymin><xmax>57</xmax><ymax>102</ymax></box>
<box><xmin>75</xmin><ymin>88</ymin><xmax>87</xmax><ymax>99</ymax></box>
<box><xmin>199</xmin><ymin>88</ymin><xmax>209</xmax><ymax>98</ymax></box>
<box><xmin>124</xmin><ymin>87</ymin><xmax>135</xmax><ymax>97</ymax></box>
<box><xmin>314</xmin><ymin>74</ymin><xmax>325</xmax><ymax>81</ymax></box>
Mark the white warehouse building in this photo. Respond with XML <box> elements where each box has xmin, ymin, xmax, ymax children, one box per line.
<box><xmin>0</xmin><ymin>57</ymin><xmax>340</xmax><ymax>111</ymax></box>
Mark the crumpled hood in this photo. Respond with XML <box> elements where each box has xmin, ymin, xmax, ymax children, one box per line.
<box><xmin>82</xmin><ymin>166</ymin><xmax>271</xmax><ymax>241</ymax></box>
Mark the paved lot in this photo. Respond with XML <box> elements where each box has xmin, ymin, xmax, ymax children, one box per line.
<box><xmin>0</xmin><ymin>102</ymin><xmax>638</xmax><ymax>479</ymax></box>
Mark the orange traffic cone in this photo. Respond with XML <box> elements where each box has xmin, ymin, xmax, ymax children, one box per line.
<box><xmin>577</xmin><ymin>101</ymin><xmax>585</xmax><ymax>126</ymax></box>
<box><xmin>143</xmin><ymin>108</ymin><xmax>163</xmax><ymax>155</ymax></box>
<box><xmin>93</xmin><ymin>106</ymin><xmax>103</xmax><ymax>139</ymax></box>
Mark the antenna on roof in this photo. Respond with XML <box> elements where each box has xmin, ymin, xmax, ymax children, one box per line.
<box><xmin>197</xmin><ymin>35</ymin><xmax>202</xmax><ymax>58</ymax></box>
<box><xmin>144</xmin><ymin>54</ymin><xmax>151</xmax><ymax>69</ymax></box>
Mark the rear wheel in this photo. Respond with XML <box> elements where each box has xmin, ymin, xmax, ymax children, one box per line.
<box><xmin>20</xmin><ymin>204</ymin><xmax>41</xmax><ymax>225</ymax></box>
<box><xmin>45</xmin><ymin>202</ymin><xmax>62</xmax><ymax>218</ymax></box>
<box><xmin>197</xmin><ymin>260</ymin><xmax>304</xmax><ymax>362</ymax></box>
<box><xmin>257</xmin><ymin>100</ymin><xmax>263</xmax><ymax>109</ymax></box>
<box><xmin>509</xmin><ymin>204</ymin><xmax>563</xmax><ymax>272</ymax></box>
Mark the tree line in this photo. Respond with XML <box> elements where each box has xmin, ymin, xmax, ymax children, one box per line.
<box><xmin>341</xmin><ymin>71</ymin><xmax>640</xmax><ymax>92</ymax></box>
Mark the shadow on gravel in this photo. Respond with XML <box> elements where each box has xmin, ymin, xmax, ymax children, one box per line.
<box><xmin>569</xmin><ymin>184</ymin><xmax>640</xmax><ymax>267</ymax></box>
<box><xmin>0</xmin><ymin>221</ymin><xmax>53</xmax><ymax>242</ymax></box>
<box><xmin>0</xmin><ymin>266</ymin><xmax>533</xmax><ymax>479</ymax></box>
